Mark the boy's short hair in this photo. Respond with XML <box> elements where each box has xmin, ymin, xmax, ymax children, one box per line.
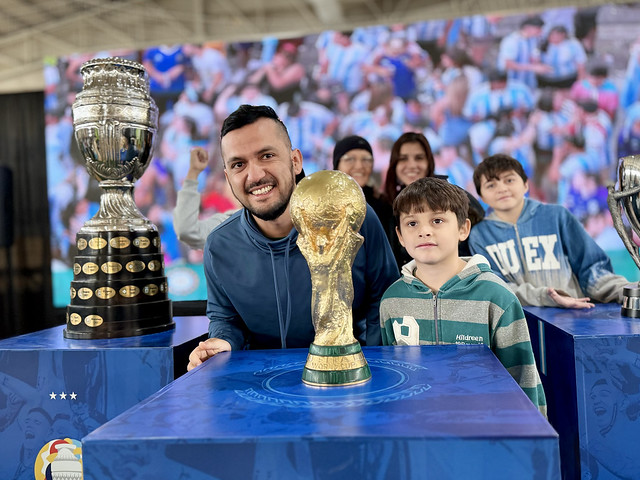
<box><xmin>473</xmin><ymin>154</ymin><xmax>528</xmax><ymax>196</ymax></box>
<box><xmin>393</xmin><ymin>177</ymin><xmax>469</xmax><ymax>228</ymax></box>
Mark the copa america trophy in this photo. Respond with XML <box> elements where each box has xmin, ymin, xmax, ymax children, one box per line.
<box><xmin>64</xmin><ymin>57</ymin><xmax>174</xmax><ymax>338</ymax></box>
<box><xmin>290</xmin><ymin>170</ymin><xmax>371</xmax><ymax>386</ymax></box>
<box><xmin>608</xmin><ymin>155</ymin><xmax>640</xmax><ymax>318</ymax></box>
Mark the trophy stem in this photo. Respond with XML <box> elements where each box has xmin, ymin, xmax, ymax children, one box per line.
<box><xmin>81</xmin><ymin>180</ymin><xmax>154</xmax><ymax>232</ymax></box>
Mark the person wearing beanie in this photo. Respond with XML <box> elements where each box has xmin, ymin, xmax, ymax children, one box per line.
<box><xmin>332</xmin><ymin>135</ymin><xmax>374</xmax><ymax>182</ymax></box>
<box><xmin>333</xmin><ymin>135</ymin><xmax>395</xmax><ymax>254</ymax></box>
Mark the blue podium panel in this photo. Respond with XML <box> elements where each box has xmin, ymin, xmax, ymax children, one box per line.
<box><xmin>82</xmin><ymin>345</ymin><xmax>559</xmax><ymax>480</ymax></box>
<box><xmin>0</xmin><ymin>316</ymin><xmax>208</xmax><ymax>480</ymax></box>
<box><xmin>525</xmin><ymin>304</ymin><xmax>640</xmax><ymax>480</ymax></box>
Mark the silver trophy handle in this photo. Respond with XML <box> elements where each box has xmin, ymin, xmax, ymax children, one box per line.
<box><xmin>607</xmin><ymin>183</ymin><xmax>640</xmax><ymax>270</ymax></box>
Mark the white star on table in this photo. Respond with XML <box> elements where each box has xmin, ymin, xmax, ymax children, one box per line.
<box><xmin>49</xmin><ymin>392</ymin><xmax>57</xmax><ymax>400</ymax></box>
<box><xmin>59</xmin><ymin>392</ymin><xmax>67</xmax><ymax>400</ymax></box>
<box><xmin>70</xmin><ymin>392</ymin><xmax>77</xmax><ymax>400</ymax></box>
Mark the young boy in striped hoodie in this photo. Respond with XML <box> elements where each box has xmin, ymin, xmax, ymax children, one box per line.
<box><xmin>380</xmin><ymin>176</ymin><xmax>546</xmax><ymax>415</ymax></box>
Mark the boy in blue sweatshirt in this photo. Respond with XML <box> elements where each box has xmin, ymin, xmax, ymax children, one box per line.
<box><xmin>380</xmin><ymin>177</ymin><xmax>546</xmax><ymax>415</ymax></box>
<box><xmin>469</xmin><ymin>154</ymin><xmax>629</xmax><ymax>308</ymax></box>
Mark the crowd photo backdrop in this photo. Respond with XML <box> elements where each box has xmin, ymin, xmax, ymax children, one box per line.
<box><xmin>44</xmin><ymin>2</ymin><xmax>640</xmax><ymax>308</ymax></box>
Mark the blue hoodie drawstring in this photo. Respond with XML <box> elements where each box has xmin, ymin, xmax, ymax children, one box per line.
<box><xmin>268</xmin><ymin>238</ymin><xmax>293</xmax><ymax>349</ymax></box>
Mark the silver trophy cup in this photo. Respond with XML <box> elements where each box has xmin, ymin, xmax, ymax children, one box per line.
<box><xmin>72</xmin><ymin>57</ymin><xmax>157</xmax><ymax>231</ymax></box>
<box><xmin>65</xmin><ymin>57</ymin><xmax>174</xmax><ymax>339</ymax></box>
<box><xmin>608</xmin><ymin>155</ymin><xmax>640</xmax><ymax>317</ymax></box>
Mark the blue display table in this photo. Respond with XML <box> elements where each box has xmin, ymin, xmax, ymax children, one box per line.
<box><xmin>0</xmin><ymin>316</ymin><xmax>208</xmax><ymax>480</ymax></box>
<box><xmin>525</xmin><ymin>304</ymin><xmax>640</xmax><ymax>480</ymax></box>
<box><xmin>82</xmin><ymin>344</ymin><xmax>559</xmax><ymax>480</ymax></box>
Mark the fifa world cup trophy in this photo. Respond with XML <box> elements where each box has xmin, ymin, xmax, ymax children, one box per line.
<box><xmin>64</xmin><ymin>58</ymin><xmax>174</xmax><ymax>338</ymax></box>
<box><xmin>290</xmin><ymin>170</ymin><xmax>371</xmax><ymax>386</ymax></box>
<box><xmin>608</xmin><ymin>155</ymin><xmax>640</xmax><ymax>317</ymax></box>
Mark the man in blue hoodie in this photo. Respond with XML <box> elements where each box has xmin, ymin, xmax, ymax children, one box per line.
<box><xmin>187</xmin><ymin>105</ymin><xmax>399</xmax><ymax>370</ymax></box>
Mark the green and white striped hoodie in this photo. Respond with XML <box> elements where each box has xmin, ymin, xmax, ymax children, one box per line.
<box><xmin>380</xmin><ymin>254</ymin><xmax>547</xmax><ymax>416</ymax></box>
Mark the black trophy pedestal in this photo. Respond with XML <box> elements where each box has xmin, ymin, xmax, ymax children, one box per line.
<box><xmin>621</xmin><ymin>283</ymin><xmax>640</xmax><ymax>318</ymax></box>
<box><xmin>64</xmin><ymin>229</ymin><xmax>175</xmax><ymax>339</ymax></box>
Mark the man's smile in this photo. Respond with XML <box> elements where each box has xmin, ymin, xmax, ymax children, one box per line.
<box><xmin>250</xmin><ymin>185</ymin><xmax>274</xmax><ymax>196</ymax></box>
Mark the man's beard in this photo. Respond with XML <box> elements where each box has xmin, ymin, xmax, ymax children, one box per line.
<box><xmin>232</xmin><ymin>173</ymin><xmax>295</xmax><ymax>222</ymax></box>
<box><xmin>247</xmin><ymin>195</ymin><xmax>290</xmax><ymax>221</ymax></box>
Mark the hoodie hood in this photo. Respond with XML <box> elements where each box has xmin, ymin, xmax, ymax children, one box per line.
<box><xmin>485</xmin><ymin>198</ymin><xmax>540</xmax><ymax>226</ymax></box>
<box><xmin>400</xmin><ymin>254</ymin><xmax>492</xmax><ymax>289</ymax></box>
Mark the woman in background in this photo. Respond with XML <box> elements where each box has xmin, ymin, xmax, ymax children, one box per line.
<box><xmin>383</xmin><ymin>132</ymin><xmax>483</xmax><ymax>267</ymax></box>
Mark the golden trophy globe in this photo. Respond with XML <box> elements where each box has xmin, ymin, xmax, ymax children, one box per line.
<box><xmin>290</xmin><ymin>170</ymin><xmax>371</xmax><ymax>386</ymax></box>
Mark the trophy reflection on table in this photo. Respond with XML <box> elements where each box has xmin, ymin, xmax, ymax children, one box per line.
<box><xmin>608</xmin><ymin>155</ymin><xmax>640</xmax><ymax>318</ymax></box>
<box><xmin>290</xmin><ymin>170</ymin><xmax>372</xmax><ymax>386</ymax></box>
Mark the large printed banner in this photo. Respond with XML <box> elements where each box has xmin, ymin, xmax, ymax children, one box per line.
<box><xmin>45</xmin><ymin>3</ymin><xmax>640</xmax><ymax>307</ymax></box>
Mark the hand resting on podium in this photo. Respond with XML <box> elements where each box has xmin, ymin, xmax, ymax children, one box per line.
<box><xmin>187</xmin><ymin>338</ymin><xmax>232</xmax><ymax>371</ymax></box>
<box><xmin>547</xmin><ymin>287</ymin><xmax>595</xmax><ymax>309</ymax></box>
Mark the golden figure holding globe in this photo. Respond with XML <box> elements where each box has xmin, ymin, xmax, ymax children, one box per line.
<box><xmin>290</xmin><ymin>170</ymin><xmax>371</xmax><ymax>386</ymax></box>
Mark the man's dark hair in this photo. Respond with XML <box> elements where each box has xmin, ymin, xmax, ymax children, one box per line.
<box><xmin>220</xmin><ymin>104</ymin><xmax>291</xmax><ymax>149</ymax></box>
<box><xmin>393</xmin><ymin>177</ymin><xmax>469</xmax><ymax>228</ymax></box>
<box><xmin>473</xmin><ymin>154</ymin><xmax>528</xmax><ymax>196</ymax></box>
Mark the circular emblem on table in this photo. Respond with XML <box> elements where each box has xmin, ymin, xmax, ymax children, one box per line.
<box><xmin>69</xmin><ymin>287</ymin><xmax>76</xmax><ymax>299</ymax></box>
<box><xmin>73</xmin><ymin>263</ymin><xmax>81</xmax><ymax>275</ymax></box>
<box><xmin>76</xmin><ymin>238</ymin><xmax>87</xmax><ymax>250</ymax></box>
<box><xmin>143</xmin><ymin>284</ymin><xmax>159</xmax><ymax>296</ymax></box>
<box><xmin>34</xmin><ymin>438</ymin><xmax>82</xmax><ymax>480</ymax></box>
<box><xmin>234</xmin><ymin>359</ymin><xmax>431</xmax><ymax>408</ymax></box>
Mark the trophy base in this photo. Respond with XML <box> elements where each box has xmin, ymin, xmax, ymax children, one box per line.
<box><xmin>65</xmin><ymin>229</ymin><xmax>175</xmax><ymax>339</ymax></box>
<box><xmin>302</xmin><ymin>341</ymin><xmax>371</xmax><ymax>386</ymax></box>
<box><xmin>621</xmin><ymin>284</ymin><xmax>640</xmax><ymax>318</ymax></box>
<box><xmin>64</xmin><ymin>300</ymin><xmax>174</xmax><ymax>339</ymax></box>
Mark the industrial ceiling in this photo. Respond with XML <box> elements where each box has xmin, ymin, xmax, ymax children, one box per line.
<box><xmin>0</xmin><ymin>0</ymin><xmax>629</xmax><ymax>94</ymax></box>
